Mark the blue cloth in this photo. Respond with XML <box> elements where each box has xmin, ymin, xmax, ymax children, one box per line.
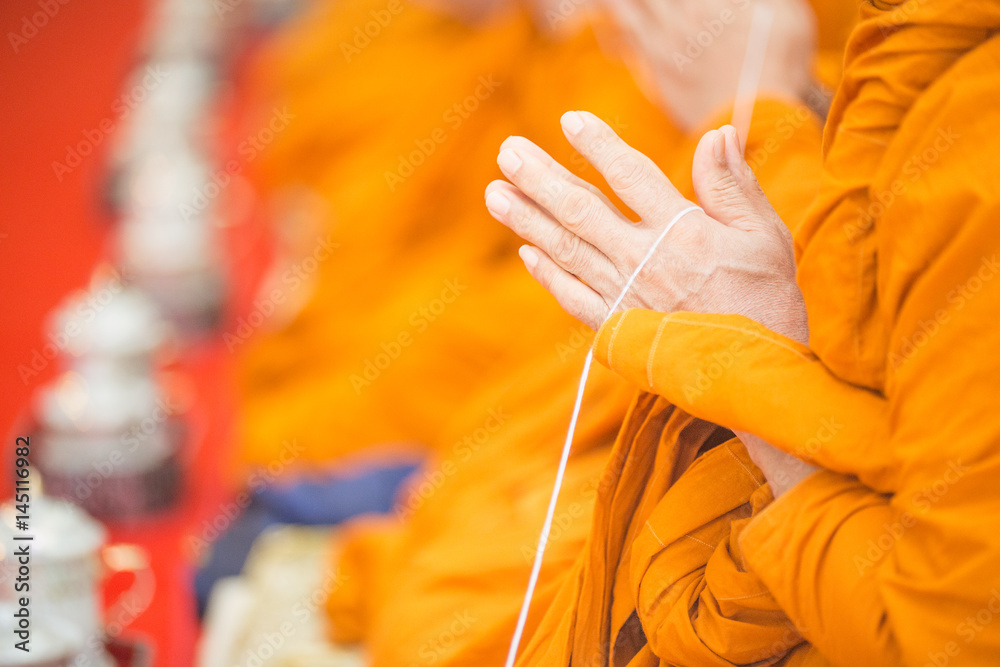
<box><xmin>194</xmin><ymin>461</ymin><xmax>419</xmax><ymax>616</ymax></box>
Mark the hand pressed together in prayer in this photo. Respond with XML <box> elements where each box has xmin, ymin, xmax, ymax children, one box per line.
<box><xmin>484</xmin><ymin>111</ymin><xmax>817</xmax><ymax>495</ymax></box>
<box><xmin>486</xmin><ymin>112</ymin><xmax>808</xmax><ymax>341</ymax></box>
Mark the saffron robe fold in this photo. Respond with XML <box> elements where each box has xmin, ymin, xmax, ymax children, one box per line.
<box><xmin>329</xmin><ymin>93</ymin><xmax>828</xmax><ymax>666</ymax></box>
<box><xmin>231</xmin><ymin>1</ymin><xmax>852</xmax><ymax>664</ymax></box>
<box><xmin>523</xmin><ymin>1</ymin><xmax>1000</xmax><ymax>665</ymax></box>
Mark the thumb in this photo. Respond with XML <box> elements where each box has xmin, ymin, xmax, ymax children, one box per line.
<box><xmin>692</xmin><ymin>125</ymin><xmax>776</xmax><ymax>232</ymax></box>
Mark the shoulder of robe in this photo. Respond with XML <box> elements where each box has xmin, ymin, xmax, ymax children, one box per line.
<box><xmin>872</xmin><ymin>31</ymin><xmax>1000</xmax><ymax>320</ymax></box>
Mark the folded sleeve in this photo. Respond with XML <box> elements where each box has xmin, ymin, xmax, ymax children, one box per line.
<box><xmin>593</xmin><ymin>309</ymin><xmax>894</xmax><ymax>492</ymax></box>
<box><xmin>592</xmin><ymin>42</ymin><xmax>1000</xmax><ymax>664</ymax></box>
<box><xmin>738</xmin><ymin>180</ymin><xmax>1000</xmax><ymax>666</ymax></box>
<box><xmin>593</xmin><ymin>210</ymin><xmax>1000</xmax><ymax>667</ymax></box>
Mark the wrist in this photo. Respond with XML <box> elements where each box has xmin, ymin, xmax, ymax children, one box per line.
<box><xmin>760</xmin><ymin>287</ymin><xmax>810</xmax><ymax>346</ymax></box>
<box><xmin>738</xmin><ymin>431</ymin><xmax>818</xmax><ymax>498</ymax></box>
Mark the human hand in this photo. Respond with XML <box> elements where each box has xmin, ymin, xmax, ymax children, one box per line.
<box><xmin>484</xmin><ymin>111</ymin><xmax>809</xmax><ymax>344</ymax></box>
<box><xmin>598</xmin><ymin>0</ymin><xmax>817</xmax><ymax>131</ymax></box>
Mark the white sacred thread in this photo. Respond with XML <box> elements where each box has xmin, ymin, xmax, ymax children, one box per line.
<box><xmin>505</xmin><ymin>3</ymin><xmax>776</xmax><ymax>661</ymax></box>
<box><xmin>504</xmin><ymin>204</ymin><xmax>702</xmax><ymax>667</ymax></box>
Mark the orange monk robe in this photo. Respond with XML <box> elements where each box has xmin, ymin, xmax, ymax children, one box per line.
<box><xmin>234</xmin><ymin>0</ymin><xmax>851</xmax><ymax>660</ymax></box>
<box><xmin>320</xmin><ymin>1</ymin><xmax>861</xmax><ymax>663</ymax></box>
<box><xmin>330</xmin><ymin>339</ymin><xmax>635</xmax><ymax>665</ymax></box>
<box><xmin>740</xmin><ymin>3</ymin><xmax>1000</xmax><ymax>663</ymax></box>
<box><xmin>234</xmin><ymin>1</ymin><xmax>540</xmax><ymax>467</ymax></box>
<box><xmin>811</xmin><ymin>0</ymin><xmax>857</xmax><ymax>91</ymax></box>
<box><xmin>233</xmin><ymin>1</ymin><xmax>683</xmax><ymax>471</ymax></box>
<box><xmin>524</xmin><ymin>1</ymin><xmax>1000</xmax><ymax>665</ymax></box>
<box><xmin>326</xmin><ymin>84</ymin><xmax>829</xmax><ymax>667</ymax></box>
<box><xmin>232</xmin><ymin>0</ymin><xmax>855</xmax><ymax>471</ymax></box>
<box><xmin>316</xmin><ymin>14</ymin><xmax>689</xmax><ymax>663</ymax></box>
<box><xmin>516</xmin><ymin>95</ymin><xmax>829</xmax><ymax>667</ymax></box>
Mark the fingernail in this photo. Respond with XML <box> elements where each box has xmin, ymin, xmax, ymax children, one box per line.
<box><xmin>519</xmin><ymin>245</ymin><xmax>538</xmax><ymax>269</ymax></box>
<box><xmin>485</xmin><ymin>190</ymin><xmax>511</xmax><ymax>216</ymax></box>
<box><xmin>497</xmin><ymin>149</ymin><xmax>522</xmax><ymax>175</ymax></box>
<box><xmin>561</xmin><ymin>111</ymin><xmax>585</xmax><ymax>137</ymax></box>
<box><xmin>723</xmin><ymin>125</ymin><xmax>742</xmax><ymax>157</ymax></box>
<box><xmin>712</xmin><ymin>130</ymin><xmax>726</xmax><ymax>165</ymax></box>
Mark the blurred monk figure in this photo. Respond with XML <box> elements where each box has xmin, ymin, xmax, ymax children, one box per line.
<box><xmin>232</xmin><ymin>4</ymin><xmax>674</xmax><ymax>656</ymax></box>
<box><xmin>234</xmin><ymin>0</ymin><xmax>850</xmax><ymax>472</ymax></box>
<box><xmin>233</xmin><ymin>0</ymin><xmax>679</xmax><ymax>473</ymax></box>
<box><xmin>485</xmin><ymin>0</ymin><xmax>1000</xmax><ymax>665</ymax></box>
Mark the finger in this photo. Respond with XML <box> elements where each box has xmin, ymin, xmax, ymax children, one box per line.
<box><xmin>559</xmin><ymin>110</ymin><xmax>691</xmax><ymax>223</ymax></box>
<box><xmin>721</xmin><ymin>124</ymin><xmax>769</xmax><ymax>206</ymax></box>
<box><xmin>691</xmin><ymin>125</ymin><xmax>781</xmax><ymax>233</ymax></box>
<box><xmin>499</xmin><ymin>135</ymin><xmax>620</xmax><ymax>212</ymax></box>
<box><xmin>495</xmin><ymin>139</ymin><xmax>635</xmax><ymax>268</ymax></box>
<box><xmin>691</xmin><ymin>128</ymin><xmax>756</xmax><ymax>229</ymax></box>
<box><xmin>484</xmin><ymin>180</ymin><xmax>623</xmax><ymax>296</ymax></box>
<box><xmin>519</xmin><ymin>245</ymin><xmax>606</xmax><ymax>330</ymax></box>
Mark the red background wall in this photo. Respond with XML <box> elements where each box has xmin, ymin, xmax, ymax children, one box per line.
<box><xmin>0</xmin><ymin>0</ymin><xmax>146</xmax><ymax>436</ymax></box>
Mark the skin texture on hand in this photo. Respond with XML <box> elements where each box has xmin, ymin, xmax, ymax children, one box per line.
<box><xmin>485</xmin><ymin>112</ymin><xmax>808</xmax><ymax>342</ymax></box>
<box><xmin>598</xmin><ymin>0</ymin><xmax>817</xmax><ymax>131</ymax></box>
<box><xmin>484</xmin><ymin>110</ymin><xmax>815</xmax><ymax>494</ymax></box>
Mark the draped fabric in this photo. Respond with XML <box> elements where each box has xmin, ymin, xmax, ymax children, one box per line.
<box><xmin>233</xmin><ymin>0</ymin><xmax>687</xmax><ymax>471</ymax></box>
<box><xmin>317</xmin><ymin>0</ymin><xmax>854</xmax><ymax>661</ymax></box>
<box><xmin>233</xmin><ymin>0</ymin><xmax>855</xmax><ymax>472</ymax></box>
<box><xmin>521</xmin><ymin>1</ymin><xmax>1000</xmax><ymax>665</ymax></box>
<box><xmin>329</xmin><ymin>92</ymin><xmax>827</xmax><ymax>666</ymax></box>
<box><xmin>234</xmin><ymin>2</ymin><xmax>573</xmax><ymax>468</ymax></box>
<box><xmin>228</xmin><ymin>0</ymin><xmax>857</xmax><ymax>664</ymax></box>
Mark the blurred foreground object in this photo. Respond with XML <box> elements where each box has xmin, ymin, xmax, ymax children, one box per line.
<box><xmin>0</xmin><ymin>497</ymin><xmax>154</xmax><ymax>666</ymax></box>
<box><xmin>197</xmin><ymin>526</ymin><xmax>363</xmax><ymax>666</ymax></box>
<box><xmin>108</xmin><ymin>78</ymin><xmax>229</xmax><ymax>335</ymax></box>
<box><xmin>32</xmin><ymin>279</ymin><xmax>186</xmax><ymax>519</ymax></box>
<box><xmin>117</xmin><ymin>210</ymin><xmax>227</xmax><ymax>335</ymax></box>
<box><xmin>104</xmin><ymin>0</ymin><xmax>250</xmax><ymax>336</ymax></box>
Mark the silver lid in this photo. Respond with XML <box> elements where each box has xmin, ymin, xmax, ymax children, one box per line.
<box><xmin>0</xmin><ymin>497</ymin><xmax>106</xmax><ymax>562</ymax></box>
<box><xmin>45</xmin><ymin>282</ymin><xmax>167</xmax><ymax>361</ymax></box>
<box><xmin>119</xmin><ymin>217</ymin><xmax>220</xmax><ymax>275</ymax></box>
<box><xmin>35</xmin><ymin>368</ymin><xmax>162</xmax><ymax>434</ymax></box>
<box><xmin>118</xmin><ymin>147</ymin><xmax>213</xmax><ymax>219</ymax></box>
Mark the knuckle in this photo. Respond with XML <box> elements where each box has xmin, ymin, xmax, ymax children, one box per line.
<box><xmin>604</xmin><ymin>152</ymin><xmax>646</xmax><ymax>192</ymax></box>
<box><xmin>551</xmin><ymin>231</ymin><xmax>584</xmax><ymax>270</ymax></box>
<box><xmin>511</xmin><ymin>198</ymin><xmax>538</xmax><ymax>232</ymax></box>
<box><xmin>533</xmin><ymin>262</ymin><xmax>553</xmax><ymax>290</ymax></box>
<box><xmin>670</xmin><ymin>213</ymin><xmax>711</xmax><ymax>253</ymax></box>
<box><xmin>539</xmin><ymin>178</ymin><xmax>568</xmax><ymax>210</ymax></box>
<box><xmin>636</xmin><ymin>254</ymin><xmax>662</xmax><ymax>283</ymax></box>
<box><xmin>623</xmin><ymin>245</ymin><xmax>646</xmax><ymax>273</ymax></box>
<box><xmin>557</xmin><ymin>190</ymin><xmax>595</xmax><ymax>228</ymax></box>
<box><xmin>707</xmin><ymin>178</ymin><xmax>748</xmax><ymax>210</ymax></box>
<box><xmin>582</xmin><ymin>132</ymin><xmax>610</xmax><ymax>158</ymax></box>
<box><xmin>564</xmin><ymin>291</ymin><xmax>595</xmax><ymax>326</ymax></box>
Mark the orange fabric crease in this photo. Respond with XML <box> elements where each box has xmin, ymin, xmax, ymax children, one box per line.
<box><xmin>522</xmin><ymin>2</ymin><xmax>1000</xmax><ymax>665</ymax></box>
